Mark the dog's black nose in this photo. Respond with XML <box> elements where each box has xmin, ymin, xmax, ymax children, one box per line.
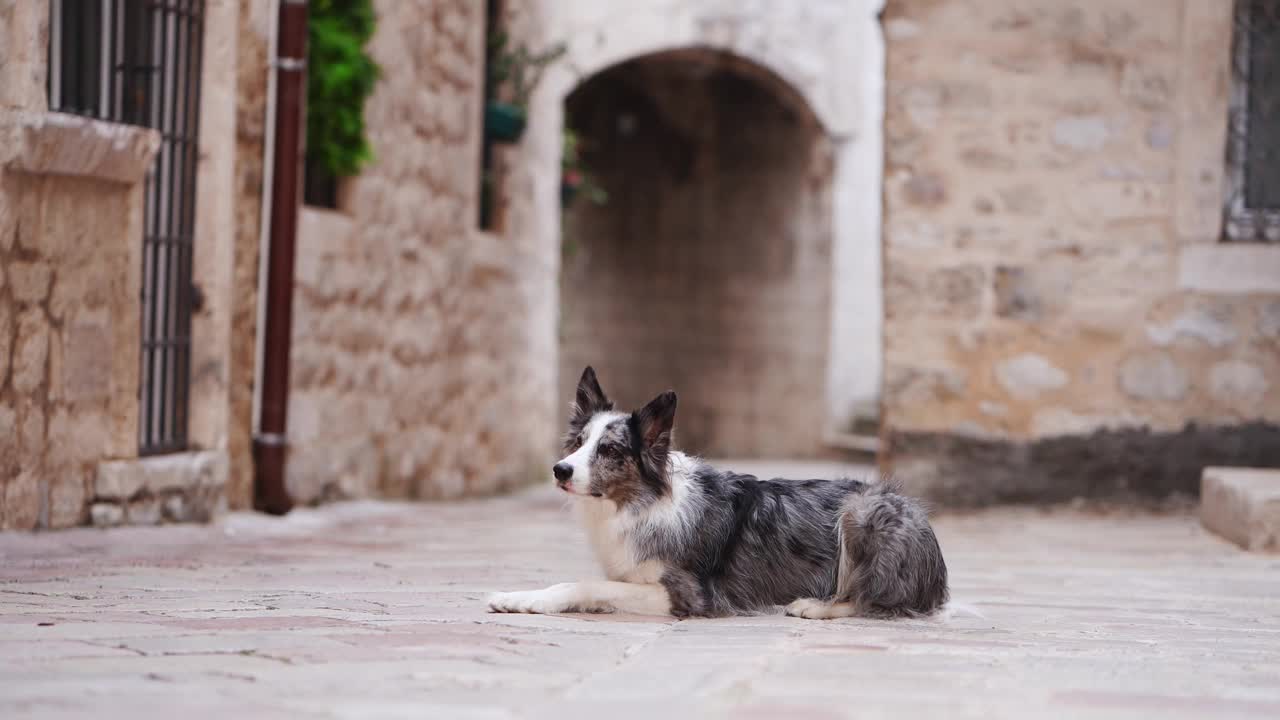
<box><xmin>553</xmin><ymin>463</ymin><xmax>573</xmax><ymax>482</ymax></box>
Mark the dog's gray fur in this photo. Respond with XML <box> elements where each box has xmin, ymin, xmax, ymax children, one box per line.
<box><xmin>497</xmin><ymin>367</ymin><xmax>949</xmax><ymax>619</ymax></box>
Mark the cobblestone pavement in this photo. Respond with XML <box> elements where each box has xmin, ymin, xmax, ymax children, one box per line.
<box><xmin>3</xmin><ymin>471</ymin><xmax>1280</xmax><ymax>719</ymax></box>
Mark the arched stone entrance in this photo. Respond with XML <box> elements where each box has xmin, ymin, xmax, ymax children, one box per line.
<box><xmin>559</xmin><ymin>50</ymin><xmax>832</xmax><ymax>456</ymax></box>
<box><xmin>530</xmin><ymin>0</ymin><xmax>886</xmax><ymax>452</ymax></box>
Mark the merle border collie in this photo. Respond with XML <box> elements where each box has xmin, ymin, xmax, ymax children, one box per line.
<box><xmin>487</xmin><ymin>367</ymin><xmax>949</xmax><ymax>619</ymax></box>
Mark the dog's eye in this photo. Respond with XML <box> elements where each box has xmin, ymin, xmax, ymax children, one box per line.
<box><xmin>599</xmin><ymin>443</ymin><xmax>623</xmax><ymax>458</ymax></box>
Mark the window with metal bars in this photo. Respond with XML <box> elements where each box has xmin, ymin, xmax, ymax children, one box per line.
<box><xmin>47</xmin><ymin>0</ymin><xmax>206</xmax><ymax>455</ymax></box>
<box><xmin>1225</xmin><ymin>0</ymin><xmax>1280</xmax><ymax>243</ymax></box>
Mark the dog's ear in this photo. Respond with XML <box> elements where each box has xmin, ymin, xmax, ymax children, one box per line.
<box><xmin>572</xmin><ymin>366</ymin><xmax>613</xmax><ymax>422</ymax></box>
<box><xmin>633</xmin><ymin>391</ymin><xmax>677</xmax><ymax>482</ymax></box>
<box><xmin>634</xmin><ymin>390</ymin><xmax>677</xmax><ymax>450</ymax></box>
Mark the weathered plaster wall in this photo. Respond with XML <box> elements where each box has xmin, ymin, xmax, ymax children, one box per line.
<box><xmin>880</xmin><ymin>0</ymin><xmax>1280</xmax><ymax>503</ymax></box>
<box><xmin>285</xmin><ymin>0</ymin><xmax>555</xmax><ymax>504</ymax></box>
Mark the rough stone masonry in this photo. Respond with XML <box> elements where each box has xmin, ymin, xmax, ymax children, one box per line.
<box><xmin>879</xmin><ymin>0</ymin><xmax>1280</xmax><ymax>503</ymax></box>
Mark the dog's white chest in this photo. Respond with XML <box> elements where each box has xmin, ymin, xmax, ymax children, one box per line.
<box><xmin>579</xmin><ymin>503</ymin><xmax>664</xmax><ymax>584</ymax></box>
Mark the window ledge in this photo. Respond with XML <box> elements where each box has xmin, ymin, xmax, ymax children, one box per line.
<box><xmin>1179</xmin><ymin>243</ymin><xmax>1280</xmax><ymax>293</ymax></box>
<box><xmin>6</xmin><ymin>112</ymin><xmax>160</xmax><ymax>185</ymax></box>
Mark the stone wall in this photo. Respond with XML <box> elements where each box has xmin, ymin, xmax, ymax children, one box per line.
<box><xmin>880</xmin><ymin>0</ymin><xmax>1280</xmax><ymax>504</ymax></box>
<box><xmin>284</xmin><ymin>0</ymin><xmax>556</xmax><ymax>504</ymax></box>
<box><xmin>560</xmin><ymin>52</ymin><xmax>834</xmax><ymax>457</ymax></box>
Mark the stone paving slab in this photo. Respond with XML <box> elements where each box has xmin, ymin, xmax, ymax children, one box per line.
<box><xmin>1202</xmin><ymin>467</ymin><xmax>1280</xmax><ymax>552</ymax></box>
<box><xmin>2</xmin><ymin>485</ymin><xmax>1280</xmax><ymax>719</ymax></box>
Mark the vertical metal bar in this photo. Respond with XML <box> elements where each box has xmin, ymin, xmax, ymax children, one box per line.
<box><xmin>106</xmin><ymin>0</ymin><xmax>117</xmax><ymax>120</ymax></box>
<box><xmin>142</xmin><ymin>0</ymin><xmax>163</xmax><ymax>451</ymax></box>
<box><xmin>48</xmin><ymin>0</ymin><xmax>58</xmax><ymax>112</ymax></box>
<box><xmin>172</xmin><ymin>0</ymin><xmax>188</xmax><ymax>446</ymax></box>
<box><xmin>157</xmin><ymin>1</ymin><xmax>178</xmax><ymax>448</ymax></box>
<box><xmin>67</xmin><ymin>0</ymin><xmax>81</xmax><ymax>112</ymax></box>
<box><xmin>178</xmin><ymin>0</ymin><xmax>205</xmax><ymax>445</ymax></box>
<box><xmin>85</xmin><ymin>0</ymin><xmax>102</xmax><ymax>116</ymax></box>
<box><xmin>171</xmin><ymin>0</ymin><xmax>187</xmax><ymax>449</ymax></box>
<box><xmin>165</xmin><ymin>2</ymin><xmax>179</xmax><ymax>447</ymax></box>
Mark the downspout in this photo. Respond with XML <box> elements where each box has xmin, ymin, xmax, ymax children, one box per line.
<box><xmin>253</xmin><ymin>0</ymin><xmax>308</xmax><ymax>515</ymax></box>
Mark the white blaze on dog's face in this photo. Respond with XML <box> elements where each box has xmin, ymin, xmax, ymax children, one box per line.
<box><xmin>553</xmin><ymin>367</ymin><xmax>677</xmax><ymax>507</ymax></box>
<box><xmin>555</xmin><ymin>411</ymin><xmax>623</xmax><ymax>496</ymax></box>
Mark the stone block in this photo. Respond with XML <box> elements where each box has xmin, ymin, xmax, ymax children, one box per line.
<box><xmin>886</xmin><ymin>264</ymin><xmax>985</xmax><ymax>318</ymax></box>
<box><xmin>162</xmin><ymin>494</ymin><xmax>188</xmax><ymax>522</ymax></box>
<box><xmin>12</xmin><ymin>307</ymin><xmax>49</xmax><ymax>393</ymax></box>
<box><xmin>1146</xmin><ymin>305</ymin><xmax>1236</xmax><ymax>348</ymax></box>
<box><xmin>1201</xmin><ymin>467</ymin><xmax>1280</xmax><ymax>552</ymax></box>
<box><xmin>2</xmin><ymin>470</ymin><xmax>41</xmax><ymax>530</ymax></box>
<box><xmin>8</xmin><ymin>113</ymin><xmax>161</xmax><ymax>185</ymax></box>
<box><xmin>903</xmin><ymin>173</ymin><xmax>946</xmax><ymax>207</ymax></box>
<box><xmin>993</xmin><ymin>265</ymin><xmax>1073</xmax><ymax>321</ymax></box>
<box><xmin>0</xmin><ymin>405</ymin><xmax>15</xmax><ymax>456</ymax></box>
<box><xmin>1178</xmin><ymin>245</ymin><xmax>1280</xmax><ymax>294</ymax></box>
<box><xmin>1209</xmin><ymin>361</ymin><xmax>1269</xmax><ymax>404</ymax></box>
<box><xmin>1259</xmin><ymin>301</ymin><xmax>1280</xmax><ymax>338</ymax></box>
<box><xmin>1120</xmin><ymin>352</ymin><xmax>1188</xmax><ymax>402</ymax></box>
<box><xmin>126</xmin><ymin>497</ymin><xmax>162</xmax><ymax>526</ymax></box>
<box><xmin>95</xmin><ymin>451</ymin><xmax>229</xmax><ymax>501</ymax></box>
<box><xmin>9</xmin><ymin>260</ymin><xmax>52</xmax><ymax>303</ymax></box>
<box><xmin>885</xmin><ymin>365</ymin><xmax>967</xmax><ymax>409</ymax></box>
<box><xmin>61</xmin><ymin>319</ymin><xmax>114</xmax><ymax>402</ymax></box>
<box><xmin>90</xmin><ymin>502</ymin><xmax>124</xmax><ymax>528</ymax></box>
<box><xmin>995</xmin><ymin>353</ymin><xmax>1069</xmax><ymax>399</ymax></box>
<box><xmin>1146</xmin><ymin>116</ymin><xmax>1175</xmax><ymax>150</ymax></box>
<box><xmin>47</xmin><ymin>472</ymin><xmax>88</xmax><ymax>529</ymax></box>
<box><xmin>1052</xmin><ymin>114</ymin><xmax>1110</xmax><ymax>151</ymax></box>
<box><xmin>0</xmin><ymin>299</ymin><xmax>9</xmax><ymax>385</ymax></box>
<box><xmin>18</xmin><ymin>399</ymin><xmax>44</xmax><ymax>456</ymax></box>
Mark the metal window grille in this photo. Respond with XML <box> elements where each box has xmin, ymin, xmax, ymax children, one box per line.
<box><xmin>48</xmin><ymin>0</ymin><xmax>206</xmax><ymax>454</ymax></box>
<box><xmin>1226</xmin><ymin>0</ymin><xmax>1280</xmax><ymax>243</ymax></box>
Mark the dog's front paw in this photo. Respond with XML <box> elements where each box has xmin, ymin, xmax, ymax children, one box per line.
<box><xmin>785</xmin><ymin>598</ymin><xmax>856</xmax><ymax>620</ymax></box>
<box><xmin>487</xmin><ymin>586</ymin><xmax>573</xmax><ymax>614</ymax></box>
<box><xmin>785</xmin><ymin>598</ymin><xmax>829</xmax><ymax>619</ymax></box>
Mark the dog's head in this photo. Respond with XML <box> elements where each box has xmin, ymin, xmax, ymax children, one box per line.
<box><xmin>552</xmin><ymin>366</ymin><xmax>677</xmax><ymax>507</ymax></box>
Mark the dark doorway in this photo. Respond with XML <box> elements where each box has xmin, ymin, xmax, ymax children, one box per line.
<box><xmin>560</xmin><ymin>50</ymin><xmax>834</xmax><ymax>457</ymax></box>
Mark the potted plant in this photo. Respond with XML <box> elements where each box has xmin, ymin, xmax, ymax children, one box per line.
<box><xmin>485</xmin><ymin>31</ymin><xmax>565</xmax><ymax>143</ymax></box>
<box><xmin>561</xmin><ymin>128</ymin><xmax>607</xmax><ymax>209</ymax></box>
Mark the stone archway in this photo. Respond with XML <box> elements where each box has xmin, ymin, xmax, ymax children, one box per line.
<box><xmin>530</xmin><ymin>1</ymin><xmax>886</xmax><ymax>449</ymax></box>
<box><xmin>559</xmin><ymin>50</ymin><xmax>832</xmax><ymax>457</ymax></box>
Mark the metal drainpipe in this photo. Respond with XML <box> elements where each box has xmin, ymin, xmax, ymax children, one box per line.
<box><xmin>253</xmin><ymin>0</ymin><xmax>308</xmax><ymax>515</ymax></box>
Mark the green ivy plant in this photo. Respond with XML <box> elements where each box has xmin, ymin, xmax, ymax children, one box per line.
<box><xmin>307</xmin><ymin>0</ymin><xmax>381</xmax><ymax>177</ymax></box>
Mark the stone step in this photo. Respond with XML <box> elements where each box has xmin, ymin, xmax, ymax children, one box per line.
<box><xmin>1201</xmin><ymin>467</ymin><xmax>1280</xmax><ymax>552</ymax></box>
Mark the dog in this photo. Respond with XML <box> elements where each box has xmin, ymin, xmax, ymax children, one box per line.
<box><xmin>486</xmin><ymin>367</ymin><xmax>949</xmax><ymax>619</ymax></box>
